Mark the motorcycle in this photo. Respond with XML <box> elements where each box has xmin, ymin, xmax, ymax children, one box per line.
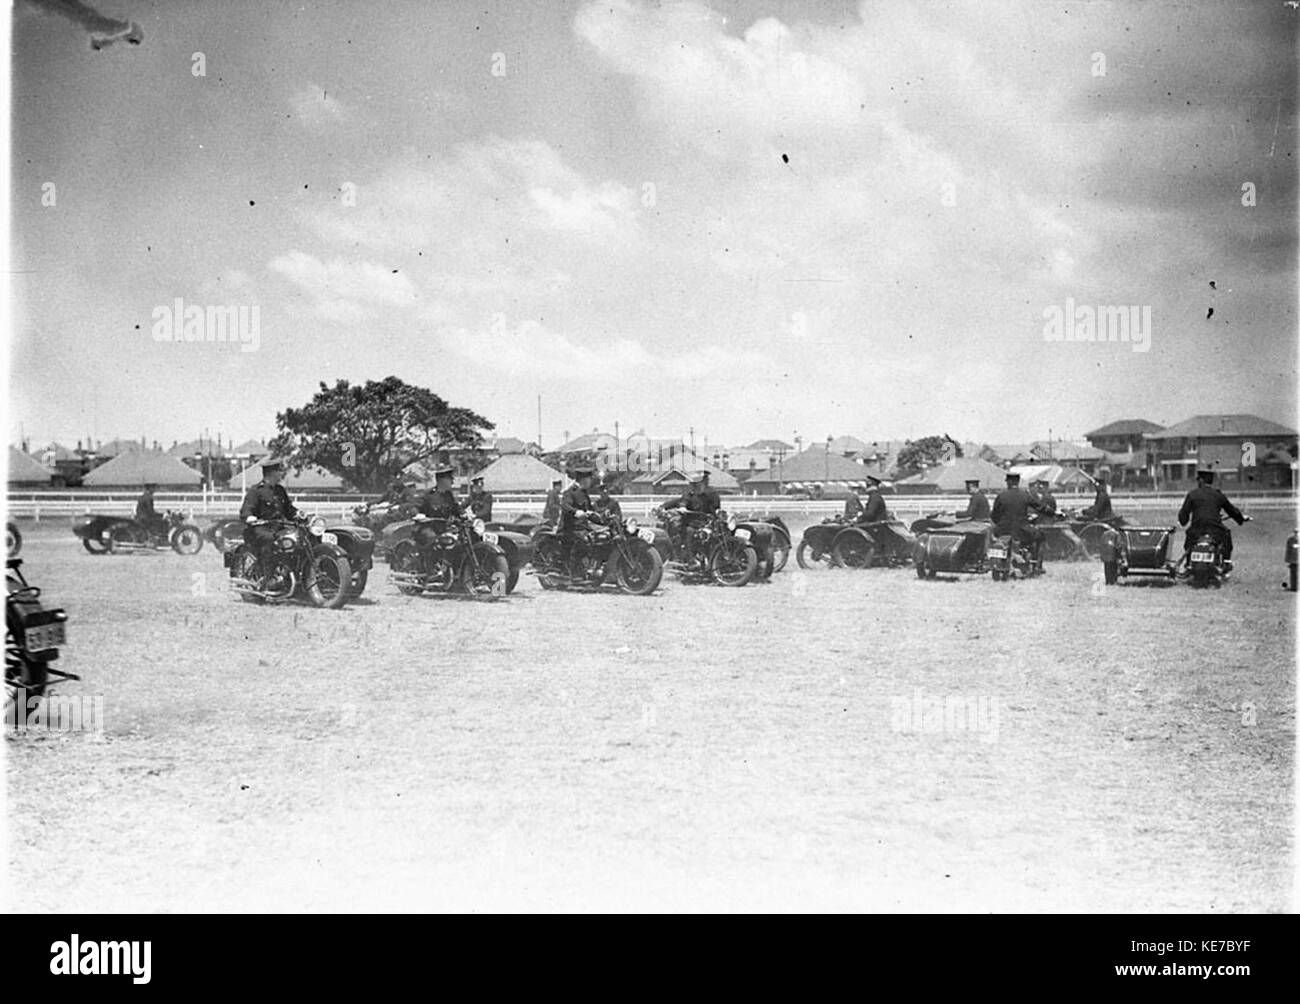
<box><xmin>987</xmin><ymin>532</ymin><xmax>1043</xmax><ymax>582</ymax></box>
<box><xmin>389</xmin><ymin>513</ymin><xmax>510</xmax><ymax>599</ymax></box>
<box><xmin>6</xmin><ymin>522</ymin><xmax>21</xmax><ymax>559</ymax></box>
<box><xmin>209</xmin><ymin>515</ymin><xmax>375</xmax><ymax>598</ymax></box>
<box><xmin>74</xmin><ymin>510</ymin><xmax>204</xmax><ymax>555</ymax></box>
<box><xmin>530</xmin><ymin>513</ymin><xmax>664</xmax><ymax>595</ymax></box>
<box><xmin>224</xmin><ymin>514</ymin><xmax>353</xmax><ymax>608</ymax></box>
<box><xmin>1176</xmin><ymin>516</ymin><xmax>1251</xmax><ymax>589</ymax></box>
<box><xmin>732</xmin><ymin>512</ymin><xmax>792</xmax><ymax>573</ymax></box>
<box><xmin>6</xmin><ymin>558</ymin><xmax>76</xmax><ymax>720</ymax></box>
<box><xmin>654</xmin><ymin>508</ymin><xmax>761</xmax><ymax>586</ymax></box>
<box><xmin>912</xmin><ymin>521</ymin><xmax>993</xmax><ymax>579</ymax></box>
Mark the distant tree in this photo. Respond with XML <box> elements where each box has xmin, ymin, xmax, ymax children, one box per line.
<box><xmin>268</xmin><ymin>377</ymin><xmax>494</xmax><ymax>492</ymax></box>
<box><xmin>894</xmin><ymin>434</ymin><xmax>962</xmax><ymax>480</ymax></box>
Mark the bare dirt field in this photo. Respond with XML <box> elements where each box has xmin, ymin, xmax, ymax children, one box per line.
<box><xmin>5</xmin><ymin>509</ymin><xmax>1294</xmax><ymax>912</ymax></box>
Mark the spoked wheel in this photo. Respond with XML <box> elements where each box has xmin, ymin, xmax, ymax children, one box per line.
<box><xmin>795</xmin><ymin>541</ymin><xmax>829</xmax><ymax>570</ymax></box>
<box><xmin>615</xmin><ymin>545</ymin><xmax>663</xmax><ymax>595</ymax></box>
<box><xmin>171</xmin><ymin>525</ymin><xmax>204</xmax><ymax>555</ymax></box>
<box><xmin>392</xmin><ymin>542</ymin><xmax>425</xmax><ymax>596</ymax></box>
<box><xmin>108</xmin><ymin>523</ymin><xmax>146</xmax><ymax>554</ymax></box>
<box><xmin>832</xmin><ymin>531</ymin><xmax>877</xmax><ymax>570</ymax></box>
<box><xmin>770</xmin><ymin>530</ymin><xmax>791</xmax><ymax>573</ymax></box>
<box><xmin>711</xmin><ymin>540</ymin><xmax>758</xmax><ymax>587</ymax></box>
<box><xmin>82</xmin><ymin>537</ymin><xmax>109</xmax><ymax>555</ymax></box>
<box><xmin>307</xmin><ymin>551</ymin><xmax>351</xmax><ymax>609</ymax></box>
<box><xmin>5</xmin><ymin>523</ymin><xmax>21</xmax><ymax>559</ymax></box>
<box><xmin>461</xmin><ymin>546</ymin><xmax>509</xmax><ymax>599</ymax></box>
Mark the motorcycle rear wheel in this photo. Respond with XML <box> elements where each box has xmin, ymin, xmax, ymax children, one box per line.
<box><xmin>832</xmin><ymin>532</ymin><xmax>877</xmax><ymax>570</ymax></box>
<box><xmin>392</xmin><ymin>542</ymin><xmax>425</xmax><ymax>596</ymax></box>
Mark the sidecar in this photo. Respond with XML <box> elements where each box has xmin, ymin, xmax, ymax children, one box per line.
<box><xmin>72</xmin><ymin>513</ymin><xmax>133</xmax><ymax>554</ymax></box>
<box><xmin>912</xmin><ymin>521</ymin><xmax>993</xmax><ymax>578</ymax></box>
<box><xmin>796</xmin><ymin>518</ymin><xmax>848</xmax><ymax>569</ymax></box>
<box><xmin>1098</xmin><ymin>525</ymin><xmax>1178</xmax><ymax>585</ymax></box>
<box><xmin>828</xmin><ymin>520</ymin><xmax>916</xmax><ymax>569</ymax></box>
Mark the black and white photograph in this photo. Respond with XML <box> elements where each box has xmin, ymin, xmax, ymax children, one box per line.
<box><xmin>4</xmin><ymin>0</ymin><xmax>1295</xmax><ymax>919</ymax></box>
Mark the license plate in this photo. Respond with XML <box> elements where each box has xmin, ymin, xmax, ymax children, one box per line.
<box><xmin>734</xmin><ymin>528</ymin><xmax>752</xmax><ymax>541</ymax></box>
<box><xmin>987</xmin><ymin>548</ymin><xmax>1007</xmax><ymax>559</ymax></box>
<box><xmin>638</xmin><ymin>528</ymin><xmax>656</xmax><ymax>544</ymax></box>
<box><xmin>1190</xmin><ymin>551</ymin><xmax>1213</xmax><ymax>563</ymax></box>
<box><xmin>25</xmin><ymin>623</ymin><xmax>65</xmax><ymax>651</ymax></box>
<box><xmin>321</xmin><ymin>532</ymin><xmax>338</xmax><ymax>546</ymax></box>
<box><xmin>481</xmin><ymin>532</ymin><xmax>499</xmax><ymax>545</ymax></box>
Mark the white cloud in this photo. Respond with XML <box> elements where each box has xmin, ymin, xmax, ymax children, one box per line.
<box><xmin>290</xmin><ymin>83</ymin><xmax>347</xmax><ymax>131</ymax></box>
<box><xmin>267</xmin><ymin>251</ymin><xmax>418</xmax><ymax>321</ymax></box>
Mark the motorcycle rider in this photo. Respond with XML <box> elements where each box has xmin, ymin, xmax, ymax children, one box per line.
<box><xmin>240</xmin><ymin>459</ymin><xmax>300</xmax><ymax>573</ymax></box>
<box><xmin>662</xmin><ymin>471</ymin><xmax>719</xmax><ymax>559</ymax></box>
<box><xmin>594</xmin><ymin>471</ymin><xmax>622</xmax><ymax>522</ymax></box>
<box><xmin>559</xmin><ymin>465</ymin><xmax>597</xmax><ymax>570</ymax></box>
<box><xmin>135</xmin><ymin>482</ymin><xmax>169</xmax><ymax>540</ymax></box>
<box><xmin>858</xmin><ymin>474</ymin><xmax>889</xmax><ymax>522</ymax></box>
<box><xmin>1080</xmin><ymin>472</ymin><xmax>1113</xmax><ymax>521</ymax></box>
<box><xmin>955</xmin><ymin>478</ymin><xmax>991</xmax><ymax>521</ymax></box>
<box><xmin>542</xmin><ymin>477</ymin><xmax>563</xmax><ymax>526</ymax></box>
<box><xmin>419</xmin><ymin>466</ymin><xmax>464</xmax><ymax>523</ymax></box>
<box><xmin>1178</xmin><ymin>468</ymin><xmax>1249</xmax><ymax>575</ymax></box>
<box><xmin>466</xmin><ymin>475</ymin><xmax>494</xmax><ymax>521</ymax></box>
<box><xmin>1030</xmin><ymin>478</ymin><xmax>1058</xmax><ymax>517</ymax></box>
<box><xmin>843</xmin><ymin>485</ymin><xmax>865</xmax><ymax>521</ymax></box>
<box><xmin>991</xmin><ymin>471</ymin><xmax>1045</xmax><ymax>565</ymax></box>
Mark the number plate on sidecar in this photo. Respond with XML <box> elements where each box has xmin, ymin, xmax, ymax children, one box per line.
<box><xmin>481</xmin><ymin>532</ymin><xmax>499</xmax><ymax>545</ymax></box>
<box><xmin>734</xmin><ymin>528</ymin><xmax>752</xmax><ymax>541</ymax></box>
<box><xmin>638</xmin><ymin>529</ymin><xmax>656</xmax><ymax>544</ymax></box>
<box><xmin>321</xmin><ymin>532</ymin><xmax>338</xmax><ymax>546</ymax></box>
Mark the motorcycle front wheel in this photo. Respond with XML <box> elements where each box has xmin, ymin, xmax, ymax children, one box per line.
<box><xmin>306</xmin><ymin>551</ymin><xmax>351</xmax><ymax>609</ymax></box>
<box><xmin>461</xmin><ymin>546</ymin><xmax>509</xmax><ymax>599</ymax></box>
<box><xmin>171</xmin><ymin>525</ymin><xmax>204</xmax><ymax>555</ymax></box>
<box><xmin>615</xmin><ymin>544</ymin><xmax>663</xmax><ymax>595</ymax></box>
<box><xmin>711</xmin><ymin>540</ymin><xmax>757</xmax><ymax>587</ymax></box>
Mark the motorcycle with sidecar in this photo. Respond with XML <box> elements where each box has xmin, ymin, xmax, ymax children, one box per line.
<box><xmin>74</xmin><ymin>510</ymin><xmax>204</xmax><ymax>555</ymax></box>
<box><xmin>224</xmin><ymin>514</ymin><xmax>353</xmax><ymax>609</ymax></box>
<box><xmin>530</xmin><ymin>513</ymin><xmax>664</xmax><ymax>595</ymax></box>
<box><xmin>6</xmin><ymin>558</ymin><xmax>76</xmax><ymax>720</ymax></box>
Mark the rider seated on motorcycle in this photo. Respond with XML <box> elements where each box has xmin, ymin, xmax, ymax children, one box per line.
<box><xmin>1080</xmin><ymin>472</ymin><xmax>1113</xmax><ymax>521</ymax></box>
<box><xmin>1178</xmin><ymin>468</ymin><xmax>1249</xmax><ymax>573</ymax></box>
<box><xmin>1029</xmin><ymin>479</ymin><xmax>1058</xmax><ymax>517</ymax></box>
<box><xmin>416</xmin><ymin>466</ymin><xmax>465</xmax><ymax>538</ymax></box>
<box><xmin>594</xmin><ymin>471</ymin><xmax>622</xmax><ymax>522</ymax></box>
<box><xmin>662</xmin><ymin>470</ymin><xmax>720</xmax><ymax>558</ymax></box>
<box><xmin>559</xmin><ymin>465</ymin><xmax>598</xmax><ymax>568</ymax></box>
<box><xmin>990</xmin><ymin>472</ymin><xmax>1045</xmax><ymax>563</ymax></box>
<box><xmin>857</xmin><ymin>475</ymin><xmax>889</xmax><ymax>523</ymax></box>
<box><xmin>135</xmin><ymin>482</ymin><xmax>169</xmax><ymax>539</ymax></box>
<box><xmin>955</xmin><ymin>479</ymin><xmax>991</xmax><ymax>521</ymax></box>
<box><xmin>240</xmin><ymin>459</ymin><xmax>299</xmax><ymax>570</ymax></box>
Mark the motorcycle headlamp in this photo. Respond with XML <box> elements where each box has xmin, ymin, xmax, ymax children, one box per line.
<box><xmin>277</xmin><ymin>533</ymin><xmax>297</xmax><ymax>551</ymax></box>
<box><xmin>472</xmin><ymin>518</ymin><xmax>486</xmax><ymax>536</ymax></box>
<box><xmin>728</xmin><ymin>517</ymin><xmax>738</xmax><ymax>532</ymax></box>
<box><xmin>308</xmin><ymin>515</ymin><xmax>326</xmax><ymax>537</ymax></box>
<box><xmin>625</xmin><ymin>518</ymin><xmax>638</xmax><ymax>532</ymax></box>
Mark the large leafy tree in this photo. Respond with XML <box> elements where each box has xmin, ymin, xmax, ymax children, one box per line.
<box><xmin>893</xmin><ymin>434</ymin><xmax>962</xmax><ymax>480</ymax></box>
<box><xmin>268</xmin><ymin>377</ymin><xmax>494</xmax><ymax>492</ymax></box>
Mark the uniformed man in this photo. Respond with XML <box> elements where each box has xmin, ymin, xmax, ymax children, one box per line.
<box><xmin>240</xmin><ymin>459</ymin><xmax>300</xmax><ymax>566</ymax></box>
<box><xmin>662</xmin><ymin>471</ymin><xmax>717</xmax><ymax>557</ymax></box>
<box><xmin>559</xmin><ymin>465</ymin><xmax>597</xmax><ymax>568</ymax></box>
<box><xmin>135</xmin><ymin>482</ymin><xmax>168</xmax><ymax>539</ymax></box>
<box><xmin>1178</xmin><ymin>468</ymin><xmax>1249</xmax><ymax>573</ymax></box>
<box><xmin>843</xmin><ymin>486</ymin><xmax>865</xmax><ymax>521</ymax></box>
<box><xmin>419</xmin><ymin>466</ymin><xmax>464</xmax><ymax>522</ymax></box>
<box><xmin>1030</xmin><ymin>478</ymin><xmax>1058</xmax><ymax>516</ymax></box>
<box><xmin>466</xmin><ymin>475</ymin><xmax>494</xmax><ymax>521</ymax></box>
<box><xmin>955</xmin><ymin>479</ymin><xmax>991</xmax><ymax>521</ymax></box>
<box><xmin>379</xmin><ymin>477</ymin><xmax>407</xmax><ymax>506</ymax></box>
<box><xmin>1080</xmin><ymin>472</ymin><xmax>1113</xmax><ymax>521</ymax></box>
<box><xmin>990</xmin><ymin>472</ymin><xmax>1044</xmax><ymax>560</ymax></box>
<box><xmin>859</xmin><ymin>474</ymin><xmax>889</xmax><ymax>523</ymax></box>
<box><xmin>542</xmin><ymin>477</ymin><xmax>563</xmax><ymax>525</ymax></box>
<box><xmin>594</xmin><ymin>471</ymin><xmax>622</xmax><ymax>522</ymax></box>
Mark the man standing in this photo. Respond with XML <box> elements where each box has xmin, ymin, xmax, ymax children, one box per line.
<box><xmin>991</xmin><ymin>471</ymin><xmax>1044</xmax><ymax>561</ymax></box>
<box><xmin>466</xmin><ymin>475</ymin><xmax>494</xmax><ymax>521</ymax></box>
<box><xmin>135</xmin><ymin>482</ymin><xmax>168</xmax><ymax>539</ymax></box>
<box><xmin>542</xmin><ymin>477</ymin><xmax>563</xmax><ymax>525</ymax></box>
<box><xmin>240</xmin><ymin>459</ymin><xmax>299</xmax><ymax>567</ymax></box>
<box><xmin>559</xmin><ymin>465</ymin><xmax>597</xmax><ymax>568</ymax></box>
<box><xmin>955</xmin><ymin>479</ymin><xmax>991</xmax><ymax>521</ymax></box>
<box><xmin>1178</xmin><ymin>468</ymin><xmax>1249</xmax><ymax>573</ymax></box>
<box><xmin>843</xmin><ymin>486</ymin><xmax>865</xmax><ymax>521</ymax></box>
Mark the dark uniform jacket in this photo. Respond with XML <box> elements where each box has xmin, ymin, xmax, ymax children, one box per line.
<box><xmin>419</xmin><ymin>488</ymin><xmax>463</xmax><ymax>521</ymax></box>
<box><xmin>844</xmin><ymin>494</ymin><xmax>864</xmax><ymax>520</ymax></box>
<box><xmin>466</xmin><ymin>489</ymin><xmax>493</xmax><ymax>521</ymax></box>
<box><xmin>956</xmin><ymin>491</ymin><xmax>991</xmax><ymax>521</ymax></box>
<box><xmin>860</xmin><ymin>488</ymin><xmax>888</xmax><ymax>523</ymax></box>
<box><xmin>990</xmin><ymin>487</ymin><xmax>1042</xmax><ymax>537</ymax></box>
<box><xmin>1031</xmin><ymin>489</ymin><xmax>1058</xmax><ymax>516</ymax></box>
<box><xmin>1178</xmin><ymin>485</ymin><xmax>1245</xmax><ymax>530</ymax></box>
<box><xmin>542</xmin><ymin>488</ymin><xmax>562</xmax><ymax>523</ymax></box>
<box><xmin>560</xmin><ymin>485</ymin><xmax>593</xmax><ymax>533</ymax></box>
<box><xmin>240</xmin><ymin>482</ymin><xmax>298</xmax><ymax>522</ymax></box>
<box><xmin>1082</xmin><ymin>485</ymin><xmax>1113</xmax><ymax>520</ymax></box>
<box><xmin>595</xmin><ymin>490</ymin><xmax>622</xmax><ymax>521</ymax></box>
<box><xmin>136</xmin><ymin>491</ymin><xmax>160</xmax><ymax>523</ymax></box>
<box><xmin>666</xmin><ymin>484</ymin><xmax>720</xmax><ymax>515</ymax></box>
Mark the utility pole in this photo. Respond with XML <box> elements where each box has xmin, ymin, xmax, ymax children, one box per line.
<box><xmin>614</xmin><ymin>420</ymin><xmax>620</xmax><ymax>472</ymax></box>
<box><xmin>537</xmin><ymin>394</ymin><xmax>542</xmax><ymax>451</ymax></box>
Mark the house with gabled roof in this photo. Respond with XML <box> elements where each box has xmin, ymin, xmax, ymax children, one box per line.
<box><xmin>1144</xmin><ymin>414</ymin><xmax>1297</xmax><ymax>487</ymax></box>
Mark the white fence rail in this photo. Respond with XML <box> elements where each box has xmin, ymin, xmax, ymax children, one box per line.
<box><xmin>5</xmin><ymin>490</ymin><xmax>1296</xmax><ymax>525</ymax></box>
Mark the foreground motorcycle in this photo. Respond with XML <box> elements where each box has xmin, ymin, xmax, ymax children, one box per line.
<box><xmin>654</xmin><ymin>509</ymin><xmax>760</xmax><ymax>586</ymax></box>
<box><xmin>6</xmin><ymin>522</ymin><xmax>20</xmax><ymax>559</ymax></box>
<box><xmin>74</xmin><ymin>510</ymin><xmax>203</xmax><ymax>555</ymax></box>
<box><xmin>6</xmin><ymin>558</ymin><xmax>75</xmax><ymax>720</ymax></box>
<box><xmin>987</xmin><ymin>533</ymin><xmax>1044</xmax><ymax>582</ymax></box>
<box><xmin>531</xmin><ymin>513</ymin><xmax>663</xmax><ymax>595</ymax></box>
<box><xmin>390</xmin><ymin>514</ymin><xmax>510</xmax><ymax>599</ymax></box>
<box><xmin>224</xmin><ymin>514</ymin><xmax>352</xmax><ymax>608</ymax></box>
<box><xmin>209</xmin><ymin>515</ymin><xmax>374</xmax><ymax>598</ymax></box>
<box><xmin>1176</xmin><ymin>516</ymin><xmax>1251</xmax><ymax>589</ymax></box>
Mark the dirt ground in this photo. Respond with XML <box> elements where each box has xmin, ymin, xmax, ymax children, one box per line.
<box><xmin>5</xmin><ymin>509</ymin><xmax>1294</xmax><ymax>912</ymax></box>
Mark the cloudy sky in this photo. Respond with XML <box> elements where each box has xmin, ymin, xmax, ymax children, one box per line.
<box><xmin>7</xmin><ymin>0</ymin><xmax>1296</xmax><ymax>452</ymax></box>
